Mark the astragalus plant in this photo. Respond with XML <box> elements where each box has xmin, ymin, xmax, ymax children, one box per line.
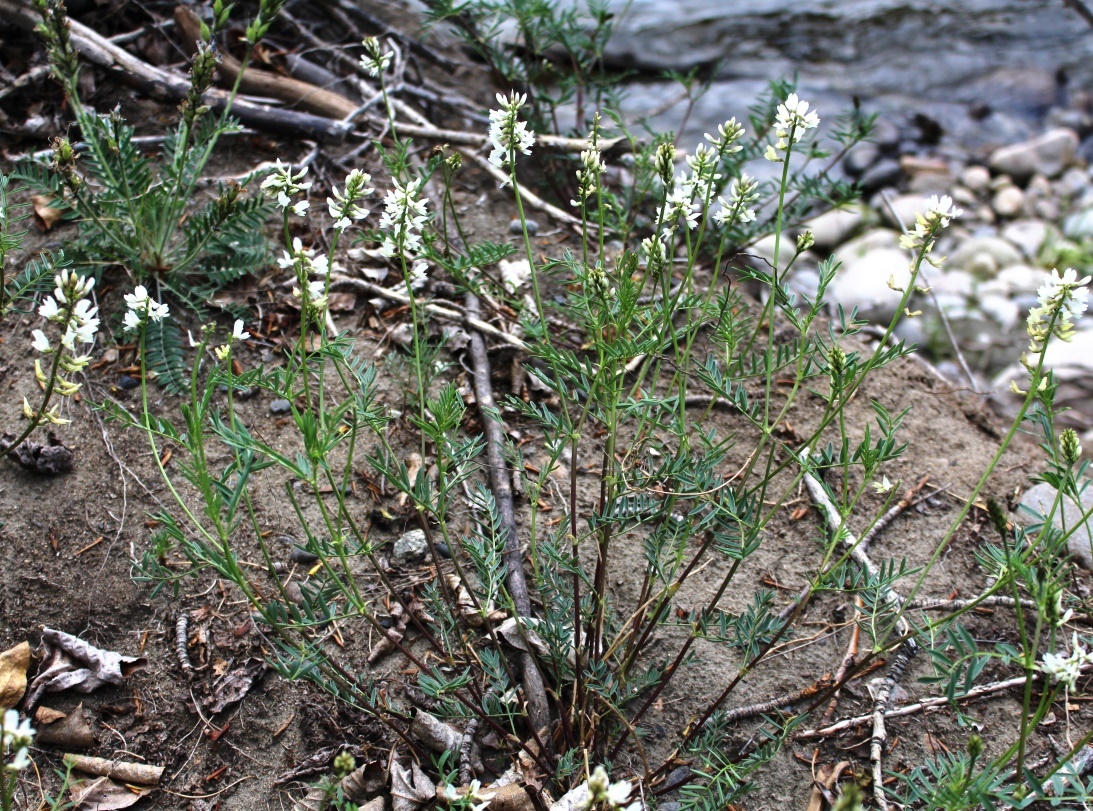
<box><xmin>118</xmin><ymin>60</ymin><xmax>1093</xmax><ymax>811</ymax></box>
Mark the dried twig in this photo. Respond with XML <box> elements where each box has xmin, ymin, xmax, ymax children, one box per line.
<box><xmin>465</xmin><ymin>293</ymin><xmax>552</xmax><ymax>740</ymax></box>
<box><xmin>868</xmin><ymin>640</ymin><xmax>918</xmax><ymax>811</ymax></box>
<box><xmin>859</xmin><ymin>474</ymin><xmax>932</xmax><ymax>553</ymax></box>
<box><xmin>330</xmin><ymin>276</ymin><xmax>527</xmax><ymax>349</ymax></box>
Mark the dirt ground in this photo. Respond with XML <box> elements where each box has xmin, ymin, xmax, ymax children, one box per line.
<box><xmin>1</xmin><ymin>2</ymin><xmax>1091</xmax><ymax>810</ymax></box>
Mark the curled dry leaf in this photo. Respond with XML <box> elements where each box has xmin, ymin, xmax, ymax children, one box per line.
<box><xmin>2</xmin><ymin>433</ymin><xmax>73</xmax><ymax>475</ymax></box>
<box><xmin>69</xmin><ymin>776</ymin><xmax>152</xmax><ymax>810</ymax></box>
<box><xmin>446</xmin><ymin>574</ymin><xmax>507</xmax><ymax>627</ymax></box>
<box><xmin>205</xmin><ymin>656</ymin><xmax>266</xmax><ymax>714</ymax></box>
<box><xmin>25</xmin><ymin>628</ymin><xmax>145</xmax><ymax>711</ymax></box>
<box><xmin>391</xmin><ymin>760</ymin><xmax>436</xmax><ymax>811</ymax></box>
<box><xmin>549</xmin><ymin>783</ymin><xmax>590</xmax><ymax>811</ymax></box>
<box><xmin>31</xmin><ymin>194</ymin><xmax>64</xmax><ymax>231</ymax></box>
<box><xmin>36</xmin><ymin>702</ymin><xmax>97</xmax><ymax>748</ymax></box>
<box><xmin>0</xmin><ymin>640</ymin><xmax>30</xmax><ymax>710</ymax></box>
<box><xmin>63</xmin><ymin>753</ymin><xmax>165</xmax><ymax>785</ymax></box>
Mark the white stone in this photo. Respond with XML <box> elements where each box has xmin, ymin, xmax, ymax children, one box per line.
<box><xmin>949</xmin><ymin>236</ymin><xmax>1024</xmax><ymax>276</ymax></box>
<box><xmin>992</xmin><ymin>185</ymin><xmax>1026</xmax><ymax>218</ymax></box>
<box><xmin>804</xmin><ymin>205</ymin><xmax>865</xmax><ymax>251</ymax></box>
<box><xmin>392</xmin><ymin>529</ymin><xmax>428</xmax><ymax>566</ymax></box>
<box><xmin>830</xmin><ymin>248</ymin><xmax>913</xmax><ymax>323</ymax></box>
<box><xmin>1001</xmin><ymin>219</ymin><xmax>1051</xmax><ymax>259</ymax></box>
<box><xmin>1016</xmin><ymin>482</ymin><xmax>1093</xmax><ymax>570</ymax></box>
<box><xmin>976</xmin><ymin>293</ymin><xmax>1020</xmax><ymax>329</ymax></box>
<box><xmin>880</xmin><ymin>194</ymin><xmax>927</xmax><ymax>230</ymax></box>
<box><xmin>959</xmin><ymin>165</ymin><xmax>992</xmax><ymax>193</ymax></box>
<box><xmin>988</xmin><ymin>128</ymin><xmax>1079</xmax><ymax>182</ymax></box>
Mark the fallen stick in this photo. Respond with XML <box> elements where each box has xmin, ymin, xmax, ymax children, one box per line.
<box><xmin>0</xmin><ymin>0</ymin><xmax>351</xmax><ymax>142</ymax></box>
<box><xmin>173</xmin><ymin>7</ymin><xmax>358</xmax><ymax>120</ymax></box>
<box><xmin>794</xmin><ymin>671</ymin><xmax>1064</xmax><ymax>740</ymax></box>
<box><xmin>330</xmin><ymin>276</ymin><xmax>527</xmax><ymax>350</ymax></box>
<box><xmin>465</xmin><ymin>293</ymin><xmax>552</xmax><ymax>741</ymax></box>
<box><xmin>820</xmin><ymin>596</ymin><xmax>862</xmax><ymax>726</ymax></box>
<box><xmin>859</xmin><ymin>474</ymin><xmax>931</xmax><ymax>553</ymax></box>
<box><xmin>719</xmin><ymin>680</ymin><xmax>831</xmax><ymax>726</ymax></box>
<box><xmin>799</xmin><ymin>453</ymin><xmax>914</xmax><ymax>811</ymax></box>
<box><xmin>63</xmin><ymin>754</ymin><xmax>164</xmax><ymax>785</ymax></box>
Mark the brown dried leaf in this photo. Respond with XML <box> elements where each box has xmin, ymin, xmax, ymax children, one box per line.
<box><xmin>0</xmin><ymin>641</ymin><xmax>30</xmax><ymax>710</ymax></box>
<box><xmin>32</xmin><ymin>195</ymin><xmax>64</xmax><ymax>231</ymax></box>
<box><xmin>69</xmin><ymin>776</ymin><xmax>152</xmax><ymax>810</ymax></box>
<box><xmin>204</xmin><ymin>657</ymin><xmax>265</xmax><ymax>713</ymax></box>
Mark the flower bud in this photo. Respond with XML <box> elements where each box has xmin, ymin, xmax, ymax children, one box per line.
<box><xmin>1061</xmin><ymin>428</ymin><xmax>1082</xmax><ymax>465</ymax></box>
<box><xmin>654</xmin><ymin>142</ymin><xmax>675</xmax><ymax>185</ymax></box>
<box><xmin>333</xmin><ymin>751</ymin><xmax>356</xmax><ymax>777</ymax></box>
<box><xmin>797</xmin><ymin>230</ymin><xmax>814</xmax><ymax>252</ymax></box>
<box><xmin>966</xmin><ymin>733</ymin><xmax>984</xmax><ymax>761</ymax></box>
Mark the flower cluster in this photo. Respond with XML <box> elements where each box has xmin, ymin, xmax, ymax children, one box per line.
<box><xmin>713</xmin><ymin>173</ymin><xmax>759</xmax><ymax>228</ymax></box>
<box><xmin>261</xmin><ymin>160</ymin><xmax>311</xmax><ymax>216</ymax></box>
<box><xmin>215</xmin><ymin>320</ymin><xmax>250</xmax><ymax>361</ymax></box>
<box><xmin>640</xmin><ymin>229</ymin><xmax>672</xmax><ymax>267</ymax></box>
<box><xmin>488</xmin><ymin>92</ymin><xmax>535</xmax><ymax>184</ymax></box>
<box><xmin>378</xmin><ymin>178</ymin><xmax>429</xmax><ymax>258</ymax></box>
<box><xmin>1041</xmin><ymin>633</ymin><xmax>1093</xmax><ymax>690</ymax></box>
<box><xmin>123</xmin><ymin>285</ymin><xmax>170</xmax><ymax>332</ymax></box>
<box><xmin>2</xmin><ymin>709</ymin><xmax>34</xmax><ymax>771</ymax></box>
<box><xmin>327</xmin><ymin>169</ymin><xmax>374</xmax><ymax>231</ymax></box>
<box><xmin>29</xmin><ymin>270</ymin><xmax>100</xmax><ymax>420</ymax></box>
<box><xmin>360</xmin><ymin>37</ymin><xmax>393</xmax><ymax>77</ymax></box>
<box><xmin>765</xmin><ymin>93</ymin><xmax>820</xmax><ymax>162</ymax></box>
<box><xmin>898</xmin><ymin>194</ymin><xmax>963</xmax><ymax>252</ymax></box>
<box><xmin>443</xmin><ymin>779</ymin><xmax>494</xmax><ymax>811</ymax></box>
<box><xmin>572</xmin><ymin>114</ymin><xmax>607</xmax><ymax>207</ymax></box>
<box><xmin>279</xmin><ymin>238</ymin><xmax>331</xmax><ymax>319</ymax></box>
<box><xmin>582</xmin><ymin>766</ymin><xmax>639</xmax><ymax>811</ymax></box>
<box><xmin>1025</xmin><ymin>267</ymin><xmax>1090</xmax><ymax>355</ymax></box>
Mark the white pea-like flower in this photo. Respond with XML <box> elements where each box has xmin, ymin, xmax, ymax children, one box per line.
<box><xmin>2</xmin><ymin>708</ymin><xmax>35</xmax><ymax>771</ymax></box>
<box><xmin>38</xmin><ymin>296</ymin><xmax>60</xmax><ymax>321</ymax></box>
<box><xmin>1026</xmin><ymin>267</ymin><xmax>1091</xmax><ymax>354</ymax></box>
<box><xmin>1041</xmin><ymin>634</ymin><xmax>1092</xmax><ymax>691</ymax></box>
<box><xmin>261</xmin><ymin>160</ymin><xmax>312</xmax><ymax>214</ymax></box>
<box><xmin>360</xmin><ymin>37</ymin><xmax>393</xmax><ymax>77</ymax></box>
<box><xmin>582</xmin><ymin>765</ymin><xmax>640</xmax><ymax>811</ymax></box>
<box><xmin>766</xmin><ymin>93</ymin><xmax>820</xmax><ymax>161</ymax></box>
<box><xmin>328</xmin><ymin>169</ymin><xmax>374</xmax><ymax>230</ymax></box>
<box><xmin>898</xmin><ymin>194</ymin><xmax>964</xmax><ymax>251</ymax></box>
<box><xmin>31</xmin><ymin>329</ymin><xmax>51</xmax><ymax>353</ymax></box>
<box><xmin>123</xmin><ymin>285</ymin><xmax>169</xmax><ymax>331</ymax></box>
<box><xmin>378</xmin><ymin>178</ymin><xmax>429</xmax><ymax>258</ymax></box>
<box><xmin>488</xmin><ymin>91</ymin><xmax>535</xmax><ymax>185</ymax></box>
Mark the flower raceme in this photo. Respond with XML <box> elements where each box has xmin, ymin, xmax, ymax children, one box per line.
<box><xmin>215</xmin><ymin>319</ymin><xmax>250</xmax><ymax>361</ymax></box>
<box><xmin>123</xmin><ymin>285</ymin><xmax>169</xmax><ymax>332</ymax></box>
<box><xmin>898</xmin><ymin>194</ymin><xmax>963</xmax><ymax>252</ymax></box>
<box><xmin>1025</xmin><ymin>267</ymin><xmax>1091</xmax><ymax>355</ymax></box>
<box><xmin>27</xmin><ymin>270</ymin><xmax>100</xmax><ymax>422</ymax></box>
<box><xmin>360</xmin><ymin>37</ymin><xmax>393</xmax><ymax>77</ymax></box>
<box><xmin>261</xmin><ymin>159</ymin><xmax>312</xmax><ymax>215</ymax></box>
<box><xmin>327</xmin><ymin>169</ymin><xmax>374</xmax><ymax>231</ymax></box>
<box><xmin>582</xmin><ymin>765</ymin><xmax>640</xmax><ymax>811</ymax></box>
<box><xmin>765</xmin><ymin>93</ymin><xmax>820</xmax><ymax>162</ymax></box>
<box><xmin>378</xmin><ymin>178</ymin><xmax>429</xmax><ymax>258</ymax></box>
<box><xmin>1041</xmin><ymin>633</ymin><xmax>1093</xmax><ymax>691</ymax></box>
<box><xmin>488</xmin><ymin>92</ymin><xmax>535</xmax><ymax>185</ymax></box>
<box><xmin>279</xmin><ymin>238</ymin><xmax>332</xmax><ymax>320</ymax></box>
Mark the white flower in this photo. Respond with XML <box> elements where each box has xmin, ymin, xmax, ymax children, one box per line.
<box><xmin>713</xmin><ymin>173</ymin><xmax>759</xmax><ymax>227</ymax></box>
<box><xmin>38</xmin><ymin>296</ymin><xmax>60</xmax><ymax>321</ymax></box>
<box><xmin>328</xmin><ymin>169</ymin><xmax>374</xmax><ymax>230</ymax></box>
<box><xmin>410</xmin><ymin>261</ymin><xmax>428</xmax><ymax>283</ymax></box>
<box><xmin>2</xmin><ymin>709</ymin><xmax>34</xmax><ymax>772</ymax></box>
<box><xmin>1041</xmin><ymin>634</ymin><xmax>1092</xmax><ymax>691</ymax></box>
<box><xmin>775</xmin><ymin>93</ymin><xmax>820</xmax><ymax>139</ymax></box>
<box><xmin>360</xmin><ymin>37</ymin><xmax>393</xmax><ymax>76</ymax></box>
<box><xmin>261</xmin><ymin>160</ymin><xmax>311</xmax><ymax>212</ymax></box>
<box><xmin>31</xmin><ymin>329</ymin><xmax>51</xmax><ymax>353</ymax></box>
<box><xmin>606</xmin><ymin>780</ymin><xmax>632</xmax><ymax>808</ymax></box>
<box><xmin>871</xmin><ymin>475</ymin><xmax>895</xmax><ymax>494</ymax></box>
<box><xmin>1026</xmin><ymin>267</ymin><xmax>1092</xmax><ymax>354</ymax></box>
<box><xmin>488</xmin><ymin>91</ymin><xmax>535</xmax><ymax>184</ymax></box>
<box><xmin>378</xmin><ymin>178</ymin><xmax>429</xmax><ymax>257</ymax></box>
<box><xmin>767</xmin><ymin>93</ymin><xmax>820</xmax><ymax>159</ymax></box>
<box><xmin>123</xmin><ymin>285</ymin><xmax>167</xmax><ymax>331</ymax></box>
<box><xmin>232</xmin><ymin>320</ymin><xmax>250</xmax><ymax>342</ymax></box>
<box><xmin>291</xmin><ymin>199</ymin><xmax>310</xmax><ymax>216</ymax></box>
<box><xmin>704</xmin><ymin>118</ymin><xmax>745</xmax><ymax>153</ymax></box>
<box><xmin>924</xmin><ymin>194</ymin><xmax>962</xmax><ymax>228</ymax></box>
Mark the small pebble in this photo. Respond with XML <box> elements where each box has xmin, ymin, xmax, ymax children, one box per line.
<box><xmin>435</xmin><ymin>542</ymin><xmax>451</xmax><ymax>559</ymax></box>
<box><xmin>116</xmin><ymin>375</ymin><xmax>139</xmax><ymax>390</ymax></box>
<box><xmin>290</xmin><ymin>546</ymin><xmax>319</xmax><ymax>564</ymax></box>
<box><xmin>270</xmin><ymin>398</ymin><xmax>292</xmax><ymax>415</ymax></box>
<box><xmin>509</xmin><ymin>218</ymin><xmax>538</xmax><ymax>236</ymax></box>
